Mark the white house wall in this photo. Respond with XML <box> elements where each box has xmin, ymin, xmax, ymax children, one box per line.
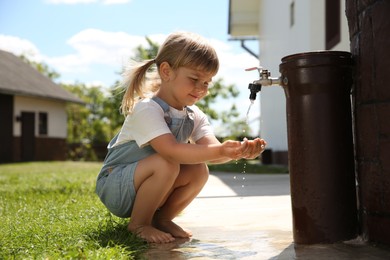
<box><xmin>257</xmin><ymin>0</ymin><xmax>349</xmax><ymax>152</ymax></box>
<box><xmin>14</xmin><ymin>96</ymin><xmax>68</xmax><ymax>138</ymax></box>
<box><xmin>335</xmin><ymin>1</ymin><xmax>350</xmax><ymax>51</ymax></box>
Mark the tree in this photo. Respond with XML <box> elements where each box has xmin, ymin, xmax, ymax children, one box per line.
<box><xmin>63</xmin><ymin>83</ymin><xmax>112</xmax><ymax>160</ymax></box>
<box><xmin>20</xmin><ymin>36</ymin><xmax>252</xmax><ymax>161</ymax></box>
<box><xmin>102</xmin><ymin>81</ymin><xmax>126</xmax><ymax>136</ymax></box>
<box><xmin>112</xmin><ymin>36</ymin><xmax>251</xmax><ymax>139</ymax></box>
<box><xmin>19</xmin><ymin>55</ymin><xmax>60</xmax><ymax>80</ymax></box>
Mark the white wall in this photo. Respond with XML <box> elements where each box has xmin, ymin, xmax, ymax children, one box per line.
<box><xmin>14</xmin><ymin>96</ymin><xmax>68</xmax><ymax>138</ymax></box>
<box><xmin>256</xmin><ymin>0</ymin><xmax>349</xmax><ymax>152</ymax></box>
<box><xmin>257</xmin><ymin>0</ymin><xmax>293</xmax><ymax>151</ymax></box>
<box><xmin>333</xmin><ymin>0</ymin><xmax>350</xmax><ymax>51</ymax></box>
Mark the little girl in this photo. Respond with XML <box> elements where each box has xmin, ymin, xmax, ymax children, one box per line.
<box><xmin>96</xmin><ymin>32</ymin><xmax>267</xmax><ymax>244</ymax></box>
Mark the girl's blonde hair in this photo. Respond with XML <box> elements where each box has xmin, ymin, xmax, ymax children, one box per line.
<box><xmin>120</xmin><ymin>32</ymin><xmax>219</xmax><ymax>115</ymax></box>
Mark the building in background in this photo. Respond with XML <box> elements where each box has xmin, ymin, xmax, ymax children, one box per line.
<box><xmin>0</xmin><ymin>50</ymin><xmax>83</xmax><ymax>163</ymax></box>
<box><xmin>228</xmin><ymin>0</ymin><xmax>349</xmax><ymax>165</ymax></box>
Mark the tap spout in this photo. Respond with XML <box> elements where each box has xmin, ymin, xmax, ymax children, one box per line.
<box><xmin>248</xmin><ymin>83</ymin><xmax>262</xmax><ymax>101</ymax></box>
<box><xmin>246</xmin><ymin>67</ymin><xmax>281</xmax><ymax>101</ymax></box>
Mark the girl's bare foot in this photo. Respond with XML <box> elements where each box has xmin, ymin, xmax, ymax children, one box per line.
<box><xmin>153</xmin><ymin>219</ymin><xmax>192</xmax><ymax>238</ymax></box>
<box><xmin>128</xmin><ymin>223</ymin><xmax>175</xmax><ymax>244</ymax></box>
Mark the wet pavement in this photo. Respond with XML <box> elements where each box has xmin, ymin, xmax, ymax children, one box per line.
<box><xmin>141</xmin><ymin>172</ymin><xmax>390</xmax><ymax>260</ymax></box>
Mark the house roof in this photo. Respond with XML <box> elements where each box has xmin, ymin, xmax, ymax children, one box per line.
<box><xmin>228</xmin><ymin>0</ymin><xmax>260</xmax><ymax>37</ymax></box>
<box><xmin>0</xmin><ymin>49</ymin><xmax>83</xmax><ymax>104</ymax></box>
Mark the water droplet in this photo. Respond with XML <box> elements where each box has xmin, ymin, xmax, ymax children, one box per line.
<box><xmin>239</xmin><ymin>101</ymin><xmax>256</xmax><ymax>191</ymax></box>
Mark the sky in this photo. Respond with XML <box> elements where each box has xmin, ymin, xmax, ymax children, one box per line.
<box><xmin>0</xmin><ymin>0</ymin><xmax>261</xmax><ymax>136</ymax></box>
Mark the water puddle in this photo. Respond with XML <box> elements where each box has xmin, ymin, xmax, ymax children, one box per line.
<box><xmin>143</xmin><ymin>237</ymin><xmax>259</xmax><ymax>260</ymax></box>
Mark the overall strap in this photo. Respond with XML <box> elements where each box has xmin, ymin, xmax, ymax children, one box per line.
<box><xmin>152</xmin><ymin>96</ymin><xmax>169</xmax><ymax>113</ymax></box>
<box><xmin>152</xmin><ymin>96</ymin><xmax>174</xmax><ymax>126</ymax></box>
<box><xmin>151</xmin><ymin>96</ymin><xmax>194</xmax><ymax>142</ymax></box>
<box><xmin>152</xmin><ymin>96</ymin><xmax>194</xmax><ymax>119</ymax></box>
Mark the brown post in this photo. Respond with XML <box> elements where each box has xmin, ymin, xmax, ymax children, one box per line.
<box><xmin>279</xmin><ymin>51</ymin><xmax>358</xmax><ymax>244</ymax></box>
<box><xmin>347</xmin><ymin>0</ymin><xmax>390</xmax><ymax>245</ymax></box>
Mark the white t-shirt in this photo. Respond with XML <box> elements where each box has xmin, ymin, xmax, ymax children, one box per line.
<box><xmin>113</xmin><ymin>98</ymin><xmax>214</xmax><ymax>148</ymax></box>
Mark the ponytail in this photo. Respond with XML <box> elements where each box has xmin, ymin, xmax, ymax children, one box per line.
<box><xmin>119</xmin><ymin>31</ymin><xmax>219</xmax><ymax>116</ymax></box>
<box><xmin>120</xmin><ymin>59</ymin><xmax>157</xmax><ymax>115</ymax></box>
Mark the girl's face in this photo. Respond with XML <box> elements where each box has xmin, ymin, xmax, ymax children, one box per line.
<box><xmin>166</xmin><ymin>66</ymin><xmax>214</xmax><ymax>109</ymax></box>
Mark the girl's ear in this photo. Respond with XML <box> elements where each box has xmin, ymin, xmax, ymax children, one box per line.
<box><xmin>159</xmin><ymin>61</ymin><xmax>172</xmax><ymax>82</ymax></box>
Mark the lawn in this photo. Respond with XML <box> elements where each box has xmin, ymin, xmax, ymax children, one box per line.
<box><xmin>0</xmin><ymin>161</ymin><xmax>146</xmax><ymax>260</ymax></box>
<box><xmin>0</xmin><ymin>160</ymin><xmax>288</xmax><ymax>259</ymax></box>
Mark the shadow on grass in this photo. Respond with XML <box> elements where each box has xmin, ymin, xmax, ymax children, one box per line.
<box><xmin>87</xmin><ymin>212</ymin><xmax>148</xmax><ymax>257</ymax></box>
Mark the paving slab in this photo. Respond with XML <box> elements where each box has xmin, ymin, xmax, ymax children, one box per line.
<box><xmin>141</xmin><ymin>172</ymin><xmax>390</xmax><ymax>260</ymax></box>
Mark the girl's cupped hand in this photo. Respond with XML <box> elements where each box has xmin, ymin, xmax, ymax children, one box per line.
<box><xmin>221</xmin><ymin>138</ymin><xmax>267</xmax><ymax>160</ymax></box>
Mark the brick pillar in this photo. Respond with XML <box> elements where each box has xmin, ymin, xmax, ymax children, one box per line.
<box><xmin>346</xmin><ymin>0</ymin><xmax>390</xmax><ymax>245</ymax></box>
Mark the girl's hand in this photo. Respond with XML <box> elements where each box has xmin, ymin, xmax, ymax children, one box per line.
<box><xmin>220</xmin><ymin>140</ymin><xmax>244</xmax><ymax>160</ymax></box>
<box><xmin>240</xmin><ymin>138</ymin><xmax>267</xmax><ymax>159</ymax></box>
<box><xmin>220</xmin><ymin>138</ymin><xmax>267</xmax><ymax>160</ymax></box>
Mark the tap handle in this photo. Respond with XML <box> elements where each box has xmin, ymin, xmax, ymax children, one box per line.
<box><xmin>245</xmin><ymin>67</ymin><xmax>261</xmax><ymax>71</ymax></box>
<box><xmin>245</xmin><ymin>66</ymin><xmax>263</xmax><ymax>76</ymax></box>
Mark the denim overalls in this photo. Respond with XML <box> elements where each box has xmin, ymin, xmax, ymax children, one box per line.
<box><xmin>95</xmin><ymin>97</ymin><xmax>194</xmax><ymax>217</ymax></box>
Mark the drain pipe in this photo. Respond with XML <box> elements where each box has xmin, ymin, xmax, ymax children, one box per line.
<box><xmin>228</xmin><ymin>37</ymin><xmax>259</xmax><ymax>60</ymax></box>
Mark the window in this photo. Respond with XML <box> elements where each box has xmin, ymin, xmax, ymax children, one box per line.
<box><xmin>39</xmin><ymin>112</ymin><xmax>48</xmax><ymax>135</ymax></box>
<box><xmin>326</xmin><ymin>0</ymin><xmax>341</xmax><ymax>49</ymax></box>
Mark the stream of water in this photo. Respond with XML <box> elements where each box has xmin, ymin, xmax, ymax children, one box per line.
<box><xmin>234</xmin><ymin>100</ymin><xmax>255</xmax><ymax>188</ymax></box>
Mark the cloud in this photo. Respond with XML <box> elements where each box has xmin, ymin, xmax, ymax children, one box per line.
<box><xmin>45</xmin><ymin>0</ymin><xmax>98</xmax><ymax>4</ymax></box>
<box><xmin>0</xmin><ymin>30</ymin><xmax>261</xmax><ymax>135</ymax></box>
<box><xmin>0</xmin><ymin>30</ymin><xmax>164</xmax><ymax>81</ymax></box>
<box><xmin>102</xmin><ymin>0</ymin><xmax>131</xmax><ymax>4</ymax></box>
<box><xmin>47</xmin><ymin>29</ymin><xmax>148</xmax><ymax>73</ymax></box>
<box><xmin>0</xmin><ymin>35</ymin><xmax>42</xmax><ymax>62</ymax></box>
<box><xmin>0</xmin><ymin>30</ymin><xmax>258</xmax><ymax>88</ymax></box>
<box><xmin>44</xmin><ymin>0</ymin><xmax>132</xmax><ymax>4</ymax></box>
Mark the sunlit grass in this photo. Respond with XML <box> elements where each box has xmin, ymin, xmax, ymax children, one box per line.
<box><xmin>0</xmin><ymin>160</ymin><xmax>287</xmax><ymax>259</ymax></box>
<box><xmin>0</xmin><ymin>161</ymin><xmax>147</xmax><ymax>260</ymax></box>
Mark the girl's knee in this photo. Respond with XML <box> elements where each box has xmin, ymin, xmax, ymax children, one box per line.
<box><xmin>155</xmin><ymin>155</ymin><xmax>180</xmax><ymax>180</ymax></box>
<box><xmin>164</xmin><ymin>157</ymin><xmax>180</xmax><ymax>173</ymax></box>
<box><xmin>191</xmin><ymin>163</ymin><xmax>209</xmax><ymax>184</ymax></box>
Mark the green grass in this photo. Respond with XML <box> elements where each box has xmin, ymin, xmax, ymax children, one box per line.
<box><xmin>0</xmin><ymin>160</ymin><xmax>287</xmax><ymax>259</ymax></box>
<box><xmin>0</xmin><ymin>161</ymin><xmax>147</xmax><ymax>260</ymax></box>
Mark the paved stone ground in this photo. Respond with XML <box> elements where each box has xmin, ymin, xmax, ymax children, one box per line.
<box><xmin>141</xmin><ymin>172</ymin><xmax>390</xmax><ymax>260</ymax></box>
